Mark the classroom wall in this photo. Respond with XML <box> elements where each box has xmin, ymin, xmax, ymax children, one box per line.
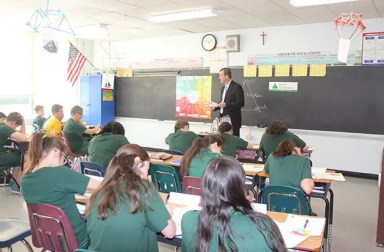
<box><xmin>92</xmin><ymin>18</ymin><xmax>384</xmax><ymax>175</ymax></box>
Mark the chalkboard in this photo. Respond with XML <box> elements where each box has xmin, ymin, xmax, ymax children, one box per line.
<box><xmin>115</xmin><ymin>66</ymin><xmax>384</xmax><ymax>134</ymax></box>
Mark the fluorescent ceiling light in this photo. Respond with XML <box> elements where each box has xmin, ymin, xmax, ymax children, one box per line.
<box><xmin>148</xmin><ymin>9</ymin><xmax>217</xmax><ymax>23</ymax></box>
<box><xmin>290</xmin><ymin>0</ymin><xmax>356</xmax><ymax>7</ymax></box>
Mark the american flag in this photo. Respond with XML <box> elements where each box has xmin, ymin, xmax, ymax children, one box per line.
<box><xmin>67</xmin><ymin>43</ymin><xmax>86</xmax><ymax>86</ymax></box>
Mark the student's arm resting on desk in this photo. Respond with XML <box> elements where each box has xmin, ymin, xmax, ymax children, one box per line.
<box><xmin>84</xmin><ymin>126</ymin><xmax>101</xmax><ymax>135</ymax></box>
<box><xmin>10</xmin><ymin>132</ymin><xmax>28</xmax><ymax>142</ymax></box>
<box><xmin>87</xmin><ymin>178</ymin><xmax>101</xmax><ymax>191</ymax></box>
<box><xmin>301</xmin><ymin>178</ymin><xmax>314</xmax><ymax>195</ymax></box>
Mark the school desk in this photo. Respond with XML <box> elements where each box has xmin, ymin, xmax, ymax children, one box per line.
<box><xmin>256</xmin><ymin>171</ymin><xmax>335</xmax><ymax>251</ymax></box>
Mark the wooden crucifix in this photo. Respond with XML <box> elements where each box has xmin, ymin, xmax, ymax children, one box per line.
<box><xmin>260</xmin><ymin>31</ymin><xmax>267</xmax><ymax>46</ymax></box>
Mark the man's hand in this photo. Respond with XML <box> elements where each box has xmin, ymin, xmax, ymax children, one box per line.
<box><xmin>218</xmin><ymin>102</ymin><xmax>226</xmax><ymax>108</ymax></box>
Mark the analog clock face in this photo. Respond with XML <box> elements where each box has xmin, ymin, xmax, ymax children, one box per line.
<box><xmin>202</xmin><ymin>34</ymin><xmax>217</xmax><ymax>51</ymax></box>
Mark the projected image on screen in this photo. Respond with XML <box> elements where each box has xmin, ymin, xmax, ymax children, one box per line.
<box><xmin>176</xmin><ymin>76</ymin><xmax>212</xmax><ymax>119</ymax></box>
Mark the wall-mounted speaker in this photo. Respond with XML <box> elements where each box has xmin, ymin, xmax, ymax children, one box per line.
<box><xmin>226</xmin><ymin>34</ymin><xmax>240</xmax><ymax>52</ymax></box>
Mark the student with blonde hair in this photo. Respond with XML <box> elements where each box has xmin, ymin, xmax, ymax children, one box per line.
<box><xmin>165</xmin><ymin>118</ymin><xmax>199</xmax><ymax>153</ymax></box>
<box><xmin>86</xmin><ymin>144</ymin><xmax>176</xmax><ymax>252</ymax></box>
<box><xmin>21</xmin><ymin>132</ymin><xmax>100</xmax><ymax>248</ymax></box>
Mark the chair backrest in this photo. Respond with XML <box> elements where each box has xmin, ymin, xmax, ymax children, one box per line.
<box><xmin>149</xmin><ymin>164</ymin><xmax>182</xmax><ymax>193</ymax></box>
<box><xmin>80</xmin><ymin>162</ymin><xmax>105</xmax><ymax>177</ymax></box>
<box><xmin>162</xmin><ymin>149</ymin><xmax>183</xmax><ymax>155</ymax></box>
<box><xmin>60</xmin><ymin>133</ymin><xmax>78</xmax><ymax>159</ymax></box>
<box><xmin>261</xmin><ymin>185</ymin><xmax>310</xmax><ymax>215</ymax></box>
<box><xmin>26</xmin><ymin>203</ymin><xmax>79</xmax><ymax>252</ymax></box>
<box><xmin>182</xmin><ymin>176</ymin><xmax>202</xmax><ymax>196</ymax></box>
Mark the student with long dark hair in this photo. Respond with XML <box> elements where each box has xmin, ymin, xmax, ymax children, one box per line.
<box><xmin>21</xmin><ymin>132</ymin><xmax>100</xmax><ymax>248</ymax></box>
<box><xmin>260</xmin><ymin>120</ymin><xmax>308</xmax><ymax>158</ymax></box>
<box><xmin>181</xmin><ymin>156</ymin><xmax>286</xmax><ymax>252</ymax></box>
<box><xmin>86</xmin><ymin>144</ymin><xmax>176</xmax><ymax>252</ymax></box>
<box><xmin>180</xmin><ymin>135</ymin><xmax>223</xmax><ymax>178</ymax></box>
<box><xmin>165</xmin><ymin>118</ymin><xmax>199</xmax><ymax>153</ymax></box>
<box><xmin>88</xmin><ymin>121</ymin><xmax>129</xmax><ymax>168</ymax></box>
<box><xmin>264</xmin><ymin>140</ymin><xmax>314</xmax><ymax>195</ymax></box>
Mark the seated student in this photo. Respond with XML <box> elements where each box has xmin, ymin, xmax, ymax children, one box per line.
<box><xmin>218</xmin><ymin>122</ymin><xmax>255</xmax><ymax>157</ymax></box>
<box><xmin>0</xmin><ymin>112</ymin><xmax>6</xmax><ymax>122</ymax></box>
<box><xmin>88</xmin><ymin>121</ymin><xmax>129</xmax><ymax>168</ymax></box>
<box><xmin>21</xmin><ymin>132</ymin><xmax>100</xmax><ymax>248</ymax></box>
<box><xmin>260</xmin><ymin>120</ymin><xmax>308</xmax><ymax>158</ymax></box>
<box><xmin>264</xmin><ymin>140</ymin><xmax>314</xmax><ymax>195</ymax></box>
<box><xmin>181</xmin><ymin>156</ymin><xmax>286</xmax><ymax>252</ymax></box>
<box><xmin>0</xmin><ymin>112</ymin><xmax>28</xmax><ymax>191</ymax></box>
<box><xmin>165</xmin><ymin>118</ymin><xmax>199</xmax><ymax>153</ymax></box>
<box><xmin>86</xmin><ymin>144</ymin><xmax>176</xmax><ymax>252</ymax></box>
<box><xmin>44</xmin><ymin>104</ymin><xmax>64</xmax><ymax>137</ymax></box>
<box><xmin>32</xmin><ymin>105</ymin><xmax>46</xmax><ymax>132</ymax></box>
<box><xmin>180</xmin><ymin>135</ymin><xmax>223</xmax><ymax>178</ymax></box>
<box><xmin>63</xmin><ymin>106</ymin><xmax>101</xmax><ymax>154</ymax></box>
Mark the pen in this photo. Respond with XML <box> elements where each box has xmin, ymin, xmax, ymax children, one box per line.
<box><xmin>304</xmin><ymin>219</ymin><xmax>309</xmax><ymax>229</ymax></box>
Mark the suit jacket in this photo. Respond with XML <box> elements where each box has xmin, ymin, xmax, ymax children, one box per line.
<box><xmin>214</xmin><ymin>80</ymin><xmax>245</xmax><ymax>129</ymax></box>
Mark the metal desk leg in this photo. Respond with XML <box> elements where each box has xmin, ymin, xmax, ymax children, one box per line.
<box><xmin>328</xmin><ymin>188</ymin><xmax>334</xmax><ymax>251</ymax></box>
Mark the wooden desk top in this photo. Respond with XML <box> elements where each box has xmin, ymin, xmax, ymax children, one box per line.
<box><xmin>257</xmin><ymin>171</ymin><xmax>332</xmax><ymax>184</ymax></box>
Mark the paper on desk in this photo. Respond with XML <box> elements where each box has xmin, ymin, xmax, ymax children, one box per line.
<box><xmin>76</xmin><ymin>204</ymin><xmax>86</xmax><ymax>214</ymax></box>
<box><xmin>313</xmin><ymin>172</ymin><xmax>345</xmax><ymax>181</ymax></box>
<box><xmin>311</xmin><ymin>167</ymin><xmax>327</xmax><ymax>174</ymax></box>
<box><xmin>168</xmin><ymin>192</ymin><xmax>201</xmax><ymax>235</ymax></box>
<box><xmin>284</xmin><ymin>214</ymin><xmax>325</xmax><ymax>237</ymax></box>
<box><xmin>274</xmin><ymin>220</ymin><xmax>310</xmax><ymax>248</ymax></box>
<box><xmin>251</xmin><ymin>203</ymin><xmax>267</xmax><ymax>214</ymax></box>
<box><xmin>243</xmin><ymin>164</ymin><xmax>264</xmax><ymax>173</ymax></box>
<box><xmin>205</xmin><ymin>101</ymin><xmax>218</xmax><ymax>108</ymax></box>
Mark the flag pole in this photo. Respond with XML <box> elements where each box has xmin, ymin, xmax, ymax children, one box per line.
<box><xmin>69</xmin><ymin>41</ymin><xmax>97</xmax><ymax>69</ymax></box>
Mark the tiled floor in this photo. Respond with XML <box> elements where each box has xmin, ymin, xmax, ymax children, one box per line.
<box><xmin>1</xmin><ymin>177</ymin><xmax>382</xmax><ymax>252</ymax></box>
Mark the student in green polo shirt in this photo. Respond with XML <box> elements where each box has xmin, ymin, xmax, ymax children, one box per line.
<box><xmin>21</xmin><ymin>132</ymin><xmax>101</xmax><ymax>249</ymax></box>
<box><xmin>218</xmin><ymin>122</ymin><xmax>255</xmax><ymax>157</ymax></box>
<box><xmin>264</xmin><ymin>140</ymin><xmax>314</xmax><ymax>195</ymax></box>
<box><xmin>86</xmin><ymin>144</ymin><xmax>176</xmax><ymax>252</ymax></box>
<box><xmin>0</xmin><ymin>112</ymin><xmax>5</xmax><ymax>122</ymax></box>
<box><xmin>63</xmin><ymin>106</ymin><xmax>101</xmax><ymax>154</ymax></box>
<box><xmin>260</xmin><ymin>120</ymin><xmax>308</xmax><ymax>158</ymax></box>
<box><xmin>180</xmin><ymin>135</ymin><xmax>223</xmax><ymax>178</ymax></box>
<box><xmin>32</xmin><ymin>105</ymin><xmax>46</xmax><ymax>132</ymax></box>
<box><xmin>0</xmin><ymin>112</ymin><xmax>28</xmax><ymax>189</ymax></box>
<box><xmin>165</xmin><ymin>118</ymin><xmax>199</xmax><ymax>153</ymax></box>
<box><xmin>181</xmin><ymin>156</ymin><xmax>286</xmax><ymax>252</ymax></box>
<box><xmin>88</xmin><ymin>121</ymin><xmax>129</xmax><ymax>168</ymax></box>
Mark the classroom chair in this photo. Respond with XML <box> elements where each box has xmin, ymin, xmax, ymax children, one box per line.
<box><xmin>261</xmin><ymin>185</ymin><xmax>310</xmax><ymax>215</ymax></box>
<box><xmin>149</xmin><ymin>164</ymin><xmax>182</xmax><ymax>193</ymax></box>
<box><xmin>26</xmin><ymin>203</ymin><xmax>79</xmax><ymax>252</ymax></box>
<box><xmin>162</xmin><ymin>149</ymin><xmax>183</xmax><ymax>155</ymax></box>
<box><xmin>80</xmin><ymin>161</ymin><xmax>105</xmax><ymax>177</ymax></box>
<box><xmin>0</xmin><ymin>219</ymin><xmax>33</xmax><ymax>252</ymax></box>
<box><xmin>182</xmin><ymin>176</ymin><xmax>202</xmax><ymax>196</ymax></box>
<box><xmin>0</xmin><ymin>165</ymin><xmax>21</xmax><ymax>191</ymax></box>
<box><xmin>61</xmin><ymin>133</ymin><xmax>88</xmax><ymax>171</ymax></box>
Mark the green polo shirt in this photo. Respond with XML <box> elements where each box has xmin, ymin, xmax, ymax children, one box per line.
<box><xmin>264</xmin><ymin>154</ymin><xmax>312</xmax><ymax>190</ymax></box>
<box><xmin>63</xmin><ymin>118</ymin><xmax>88</xmax><ymax>154</ymax></box>
<box><xmin>87</xmin><ymin>183</ymin><xmax>171</xmax><ymax>252</ymax></box>
<box><xmin>0</xmin><ymin>122</ymin><xmax>21</xmax><ymax>166</ymax></box>
<box><xmin>32</xmin><ymin>116</ymin><xmax>46</xmax><ymax>131</ymax></box>
<box><xmin>88</xmin><ymin>133</ymin><xmax>129</xmax><ymax>168</ymax></box>
<box><xmin>260</xmin><ymin>131</ymin><xmax>306</xmax><ymax>157</ymax></box>
<box><xmin>165</xmin><ymin>130</ymin><xmax>199</xmax><ymax>153</ymax></box>
<box><xmin>21</xmin><ymin>166</ymin><xmax>90</xmax><ymax>248</ymax></box>
<box><xmin>189</xmin><ymin>148</ymin><xmax>221</xmax><ymax>178</ymax></box>
<box><xmin>181</xmin><ymin>210</ymin><xmax>279</xmax><ymax>252</ymax></box>
<box><xmin>221</xmin><ymin>133</ymin><xmax>248</xmax><ymax>157</ymax></box>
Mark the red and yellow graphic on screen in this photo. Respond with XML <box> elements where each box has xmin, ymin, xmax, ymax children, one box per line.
<box><xmin>176</xmin><ymin>76</ymin><xmax>212</xmax><ymax>119</ymax></box>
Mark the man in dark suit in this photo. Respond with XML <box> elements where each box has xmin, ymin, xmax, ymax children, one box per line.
<box><xmin>214</xmin><ymin>68</ymin><xmax>245</xmax><ymax>136</ymax></box>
